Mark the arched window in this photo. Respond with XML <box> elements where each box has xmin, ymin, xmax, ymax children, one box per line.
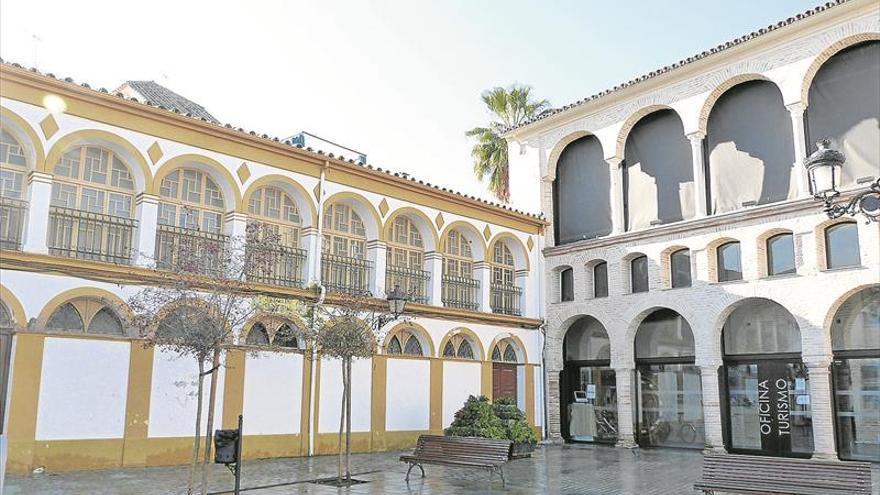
<box><xmin>245</xmin><ymin>322</ymin><xmax>270</xmax><ymax>346</ymax></box>
<box><xmin>385</xmin><ymin>216</ymin><xmax>428</xmax><ymax>303</ymax></box>
<box><xmin>387</xmin><ymin>328</ymin><xmax>427</xmax><ymax>357</ymax></box>
<box><xmin>442</xmin><ymin>334</ymin><xmax>477</xmax><ymax>360</ymax></box>
<box><xmin>825</xmin><ymin>222</ymin><xmax>860</xmax><ymax>270</ymax></box>
<box><xmin>635</xmin><ymin>309</ymin><xmax>695</xmax><ymax>360</ymax></box>
<box><xmin>49</xmin><ymin>145</ymin><xmax>137</xmax><ymax>263</ymax></box>
<box><xmin>630</xmin><ymin>255</ymin><xmax>648</xmax><ymax>293</ymax></box>
<box><xmin>830</xmin><ymin>286</ymin><xmax>880</xmax><ymax>462</ymax></box>
<box><xmin>0</xmin><ymin>302</ymin><xmax>12</xmax><ymax>329</ymax></box>
<box><xmin>564</xmin><ymin>316</ymin><xmax>610</xmax><ymax>362</ymax></box>
<box><xmin>156</xmin><ymin>168</ymin><xmax>227</xmax><ymax>273</ymax></box>
<box><xmin>767</xmin><ymin>233</ymin><xmax>795</xmax><ymax>276</ymax></box>
<box><xmin>322</xmin><ymin>203</ymin><xmax>369</xmax><ymax>294</ymax></box>
<box><xmin>490</xmin><ymin>241</ymin><xmax>521</xmax><ymax>315</ymax></box>
<box><xmin>624</xmin><ymin>110</ymin><xmax>694</xmax><ymax>230</ymax></box>
<box><xmin>561</xmin><ymin>315</ymin><xmax>616</xmax><ymax>442</ymax></box>
<box><xmin>0</xmin><ymin>300</ymin><xmax>13</xmax><ymax>431</ymax></box>
<box><xmin>560</xmin><ymin>267</ymin><xmax>574</xmax><ymax>302</ymax></box>
<box><xmin>273</xmin><ymin>322</ymin><xmax>301</xmax><ymax>349</ymax></box>
<box><xmin>723</xmin><ymin>299</ymin><xmax>801</xmax><ymax>356</ymax></box>
<box><xmin>807</xmin><ymin>41</ymin><xmax>879</xmax><ymax>189</ymax></box>
<box><xmin>0</xmin><ymin>129</ymin><xmax>28</xmax><ymax>249</ymax></box>
<box><xmin>593</xmin><ymin>261</ymin><xmax>608</xmax><ymax>298</ymax></box>
<box><xmin>442</xmin><ymin>229</ymin><xmax>478</xmax><ymax>310</ymax></box>
<box><xmin>45</xmin><ymin>298</ymin><xmax>125</xmax><ymax>336</ymax></box>
<box><xmin>707</xmin><ymin>80</ymin><xmax>796</xmax><ymax>214</ymax></box>
<box><xmin>246</xmin><ymin>186</ymin><xmax>305</xmax><ymax>287</ymax></box>
<box><xmin>157</xmin><ymin>305</ymin><xmax>213</xmax><ymax>340</ymax></box>
<box><xmin>670</xmin><ymin>249</ymin><xmax>691</xmax><ymax>288</ymax></box>
<box><xmin>553</xmin><ymin>135</ymin><xmax>612</xmax><ymax>243</ymax></box>
<box><xmin>491</xmin><ymin>339</ymin><xmax>521</xmax><ymax>363</ymax></box>
<box><xmin>717</xmin><ymin>241</ymin><xmax>742</xmax><ymax>282</ymax></box>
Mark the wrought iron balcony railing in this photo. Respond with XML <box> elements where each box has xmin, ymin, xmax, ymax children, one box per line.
<box><xmin>386</xmin><ymin>265</ymin><xmax>430</xmax><ymax>304</ymax></box>
<box><xmin>155</xmin><ymin>224</ymin><xmax>228</xmax><ymax>276</ymax></box>
<box><xmin>490</xmin><ymin>283</ymin><xmax>522</xmax><ymax>316</ymax></box>
<box><xmin>47</xmin><ymin>206</ymin><xmax>136</xmax><ymax>264</ymax></box>
<box><xmin>321</xmin><ymin>253</ymin><xmax>371</xmax><ymax>295</ymax></box>
<box><xmin>246</xmin><ymin>244</ymin><xmax>307</xmax><ymax>288</ymax></box>
<box><xmin>0</xmin><ymin>197</ymin><xmax>26</xmax><ymax>250</ymax></box>
<box><xmin>441</xmin><ymin>274</ymin><xmax>480</xmax><ymax>311</ymax></box>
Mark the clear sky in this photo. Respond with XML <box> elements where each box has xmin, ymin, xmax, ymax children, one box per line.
<box><xmin>1</xmin><ymin>0</ymin><xmax>819</xmax><ymax>212</ymax></box>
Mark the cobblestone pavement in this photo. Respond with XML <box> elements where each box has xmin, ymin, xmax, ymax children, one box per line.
<box><xmin>5</xmin><ymin>444</ymin><xmax>879</xmax><ymax>495</ymax></box>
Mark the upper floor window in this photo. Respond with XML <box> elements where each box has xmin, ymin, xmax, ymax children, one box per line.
<box><xmin>553</xmin><ymin>135</ymin><xmax>612</xmax><ymax>244</ymax></box>
<box><xmin>492</xmin><ymin>241</ymin><xmax>515</xmax><ymax>286</ymax></box>
<box><xmin>670</xmin><ymin>248</ymin><xmax>691</xmax><ymax>288</ymax></box>
<box><xmin>767</xmin><ymin>233</ymin><xmax>795</xmax><ymax>276</ymax></box>
<box><xmin>593</xmin><ymin>261</ymin><xmax>608</xmax><ymax>298</ymax></box>
<box><xmin>158</xmin><ymin>168</ymin><xmax>225</xmax><ymax>234</ymax></box>
<box><xmin>630</xmin><ymin>255</ymin><xmax>648</xmax><ymax>293</ymax></box>
<box><xmin>560</xmin><ymin>267</ymin><xmax>574</xmax><ymax>302</ymax></box>
<box><xmin>247</xmin><ymin>186</ymin><xmax>301</xmax><ymax>247</ymax></box>
<box><xmin>825</xmin><ymin>222</ymin><xmax>860</xmax><ymax>269</ymax></box>
<box><xmin>52</xmin><ymin>146</ymin><xmax>136</xmax><ymax>218</ymax></box>
<box><xmin>442</xmin><ymin>229</ymin><xmax>479</xmax><ymax>310</ymax></box>
<box><xmin>386</xmin><ymin>216</ymin><xmax>428</xmax><ymax>303</ymax></box>
<box><xmin>490</xmin><ymin>240</ymin><xmax>522</xmax><ymax>315</ymax></box>
<box><xmin>322</xmin><ymin>203</ymin><xmax>366</xmax><ymax>259</ymax></box>
<box><xmin>0</xmin><ymin>130</ymin><xmax>27</xmax><ymax>199</ymax></box>
<box><xmin>717</xmin><ymin>241</ymin><xmax>742</xmax><ymax>282</ymax></box>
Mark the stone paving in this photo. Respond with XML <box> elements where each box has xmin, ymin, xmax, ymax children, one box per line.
<box><xmin>5</xmin><ymin>444</ymin><xmax>878</xmax><ymax>495</ymax></box>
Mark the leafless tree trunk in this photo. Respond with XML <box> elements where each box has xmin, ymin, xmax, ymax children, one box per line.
<box><xmin>345</xmin><ymin>357</ymin><xmax>352</xmax><ymax>483</ymax></box>
<box><xmin>337</xmin><ymin>358</ymin><xmax>347</xmax><ymax>484</ymax></box>
<box><xmin>200</xmin><ymin>347</ymin><xmax>222</xmax><ymax>495</ymax></box>
<box><xmin>188</xmin><ymin>357</ymin><xmax>206</xmax><ymax>495</ymax></box>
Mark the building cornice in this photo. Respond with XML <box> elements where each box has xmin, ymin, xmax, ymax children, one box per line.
<box><xmin>0</xmin><ymin>250</ymin><xmax>543</xmax><ymax>329</ymax></box>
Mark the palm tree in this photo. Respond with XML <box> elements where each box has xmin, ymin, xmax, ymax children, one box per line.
<box><xmin>467</xmin><ymin>85</ymin><xmax>550</xmax><ymax>203</ymax></box>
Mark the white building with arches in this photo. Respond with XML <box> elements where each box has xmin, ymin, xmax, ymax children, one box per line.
<box><xmin>0</xmin><ymin>62</ymin><xmax>547</xmax><ymax>472</ymax></box>
<box><xmin>505</xmin><ymin>0</ymin><xmax>879</xmax><ymax>461</ymax></box>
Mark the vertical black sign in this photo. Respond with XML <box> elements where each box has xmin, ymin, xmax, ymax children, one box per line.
<box><xmin>757</xmin><ymin>362</ymin><xmax>792</xmax><ymax>454</ymax></box>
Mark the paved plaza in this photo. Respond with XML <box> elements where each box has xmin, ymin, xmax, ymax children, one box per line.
<box><xmin>7</xmin><ymin>444</ymin><xmax>878</xmax><ymax>494</ymax></box>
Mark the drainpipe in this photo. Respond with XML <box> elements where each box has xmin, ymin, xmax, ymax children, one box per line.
<box><xmin>540</xmin><ymin>321</ymin><xmax>549</xmax><ymax>441</ymax></box>
<box><xmin>307</xmin><ymin>161</ymin><xmax>329</xmax><ymax>457</ymax></box>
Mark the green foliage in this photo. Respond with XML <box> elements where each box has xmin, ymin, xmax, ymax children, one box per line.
<box><xmin>444</xmin><ymin>395</ymin><xmax>505</xmax><ymax>439</ymax></box>
<box><xmin>493</xmin><ymin>397</ymin><xmax>537</xmax><ymax>444</ymax></box>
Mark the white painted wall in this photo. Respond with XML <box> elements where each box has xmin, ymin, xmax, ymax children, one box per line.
<box><xmin>148</xmin><ymin>348</ymin><xmax>225</xmax><ymax>438</ymax></box>
<box><xmin>35</xmin><ymin>338</ymin><xmax>130</xmax><ymax>440</ymax></box>
<box><xmin>441</xmin><ymin>361</ymin><xmax>481</xmax><ymax>427</ymax></box>
<box><xmin>318</xmin><ymin>358</ymin><xmax>372</xmax><ymax>433</ymax></box>
<box><xmin>242</xmin><ymin>351</ymin><xmax>303</xmax><ymax>436</ymax></box>
<box><xmin>386</xmin><ymin>358</ymin><xmax>430</xmax><ymax>431</ymax></box>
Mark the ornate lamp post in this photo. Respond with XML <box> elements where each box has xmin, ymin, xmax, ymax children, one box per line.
<box><xmin>386</xmin><ymin>284</ymin><xmax>409</xmax><ymax>319</ymax></box>
<box><xmin>804</xmin><ymin>139</ymin><xmax>880</xmax><ymax>223</ymax></box>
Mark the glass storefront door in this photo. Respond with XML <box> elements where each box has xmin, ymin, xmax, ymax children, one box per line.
<box><xmin>725</xmin><ymin>360</ymin><xmax>813</xmax><ymax>456</ymax></box>
<box><xmin>637</xmin><ymin>363</ymin><xmax>705</xmax><ymax>449</ymax></box>
<box><xmin>566</xmin><ymin>365</ymin><xmax>617</xmax><ymax>443</ymax></box>
<box><xmin>833</xmin><ymin>357</ymin><xmax>880</xmax><ymax>461</ymax></box>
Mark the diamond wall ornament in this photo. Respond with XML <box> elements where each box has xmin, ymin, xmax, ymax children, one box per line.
<box><xmin>39</xmin><ymin>114</ymin><xmax>59</xmax><ymax>139</ymax></box>
<box><xmin>527</xmin><ymin>236</ymin><xmax>534</xmax><ymax>251</ymax></box>
<box><xmin>313</xmin><ymin>183</ymin><xmax>321</xmax><ymax>201</ymax></box>
<box><xmin>236</xmin><ymin>162</ymin><xmax>251</xmax><ymax>183</ymax></box>
<box><xmin>435</xmin><ymin>212</ymin><xmax>445</xmax><ymax>229</ymax></box>
<box><xmin>147</xmin><ymin>142</ymin><xmax>164</xmax><ymax>164</ymax></box>
<box><xmin>379</xmin><ymin>198</ymin><xmax>389</xmax><ymax>217</ymax></box>
<box><xmin>483</xmin><ymin>225</ymin><xmax>491</xmax><ymax>241</ymax></box>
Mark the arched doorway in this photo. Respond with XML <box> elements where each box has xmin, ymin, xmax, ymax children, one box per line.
<box><xmin>830</xmin><ymin>286</ymin><xmax>879</xmax><ymax>462</ymax></box>
<box><xmin>491</xmin><ymin>338</ymin><xmax>524</xmax><ymax>409</ymax></box>
<box><xmin>722</xmin><ymin>299</ymin><xmax>813</xmax><ymax>457</ymax></box>
<box><xmin>561</xmin><ymin>316</ymin><xmax>616</xmax><ymax>444</ymax></box>
<box><xmin>634</xmin><ymin>309</ymin><xmax>704</xmax><ymax>449</ymax></box>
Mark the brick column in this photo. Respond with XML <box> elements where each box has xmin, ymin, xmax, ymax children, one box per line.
<box><xmin>133</xmin><ymin>193</ymin><xmax>159</xmax><ymax>267</ymax></box>
<box><xmin>806</xmin><ymin>358</ymin><xmax>837</xmax><ymax>459</ymax></box>
<box><xmin>786</xmin><ymin>102</ymin><xmax>811</xmax><ymax>198</ymax></box>
<box><xmin>614</xmin><ymin>367</ymin><xmax>638</xmax><ymax>448</ymax></box>
<box><xmin>607</xmin><ymin>158</ymin><xmax>625</xmax><ymax>234</ymax></box>
<box><xmin>546</xmin><ymin>369</ymin><xmax>563</xmax><ymax>443</ymax></box>
<box><xmin>700</xmin><ymin>364</ymin><xmax>726</xmax><ymax>452</ymax></box>
<box><xmin>22</xmin><ymin>171</ymin><xmax>53</xmax><ymax>254</ymax></box>
<box><xmin>686</xmin><ymin>132</ymin><xmax>708</xmax><ymax>218</ymax></box>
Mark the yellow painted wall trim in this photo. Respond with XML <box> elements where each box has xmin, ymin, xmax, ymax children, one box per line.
<box><xmin>429</xmin><ymin>359</ymin><xmax>443</xmax><ymax>432</ymax></box>
<box><xmin>222</xmin><ymin>349</ymin><xmax>246</xmax><ymax>429</ymax></box>
<box><xmin>6</xmin><ymin>333</ymin><xmax>46</xmax><ymax>473</ymax></box>
<box><xmin>481</xmin><ymin>360</ymin><xmax>493</xmax><ymax>400</ymax></box>
<box><xmin>0</xmin><ymin>283</ymin><xmax>27</xmax><ymax>327</ymax></box>
<box><xmin>370</xmin><ymin>355</ymin><xmax>387</xmax><ymax>452</ymax></box>
<box><xmin>0</xmin><ymin>105</ymin><xmax>46</xmax><ymax>168</ymax></box>
<box><xmin>525</xmin><ymin>363</ymin><xmax>536</xmax><ymax>426</ymax></box>
<box><xmin>299</xmin><ymin>353</ymin><xmax>313</xmax><ymax>456</ymax></box>
<box><xmin>42</xmin><ymin>129</ymin><xmax>153</xmax><ymax>191</ymax></box>
<box><xmin>121</xmin><ymin>344</ymin><xmax>154</xmax><ymax>467</ymax></box>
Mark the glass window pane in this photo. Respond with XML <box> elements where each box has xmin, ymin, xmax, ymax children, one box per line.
<box><xmin>826</xmin><ymin>223</ymin><xmax>860</xmax><ymax>269</ymax></box>
<box><xmin>46</xmin><ymin>303</ymin><xmax>83</xmax><ymax>332</ymax></box>
<box><xmin>593</xmin><ymin>262</ymin><xmax>608</xmax><ymax>298</ymax></box>
<box><xmin>635</xmin><ymin>309</ymin><xmax>695</xmax><ymax>359</ymax></box>
<box><xmin>723</xmin><ymin>299</ymin><xmax>801</xmax><ymax>355</ymax></box>
<box><xmin>833</xmin><ymin>358</ymin><xmax>880</xmax><ymax>462</ymax></box>
<box><xmin>831</xmin><ymin>286</ymin><xmax>880</xmax><ymax>352</ymax></box>
<box><xmin>564</xmin><ymin>316</ymin><xmax>610</xmax><ymax>361</ymax></box>
<box><xmin>631</xmin><ymin>256</ymin><xmax>648</xmax><ymax>293</ymax></box>
<box><xmin>670</xmin><ymin>249</ymin><xmax>691</xmax><ymax>288</ymax></box>
<box><xmin>767</xmin><ymin>234</ymin><xmax>795</xmax><ymax>276</ymax></box>
<box><xmin>403</xmin><ymin>334</ymin><xmax>423</xmax><ymax>356</ymax></box>
<box><xmin>457</xmin><ymin>340</ymin><xmax>474</xmax><ymax>359</ymax></box>
<box><xmin>567</xmin><ymin>366</ymin><xmax>617</xmax><ymax>443</ymax></box>
<box><xmin>245</xmin><ymin>323</ymin><xmax>270</xmax><ymax>345</ymax></box>
<box><xmin>718</xmin><ymin>242</ymin><xmax>743</xmax><ymax>282</ymax></box>
<box><xmin>561</xmin><ymin>268</ymin><xmax>574</xmax><ymax>302</ymax></box>
<box><xmin>442</xmin><ymin>341</ymin><xmax>455</xmax><ymax>357</ymax></box>
<box><xmin>0</xmin><ymin>169</ymin><xmax>24</xmax><ymax>199</ymax></box>
<box><xmin>87</xmin><ymin>308</ymin><xmax>124</xmax><ymax>336</ymax></box>
<box><xmin>637</xmin><ymin>364</ymin><xmax>704</xmax><ymax>449</ymax></box>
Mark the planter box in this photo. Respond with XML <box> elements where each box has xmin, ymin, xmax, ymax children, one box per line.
<box><xmin>510</xmin><ymin>441</ymin><xmax>536</xmax><ymax>459</ymax></box>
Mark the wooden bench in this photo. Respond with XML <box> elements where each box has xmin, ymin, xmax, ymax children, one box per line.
<box><xmin>694</xmin><ymin>453</ymin><xmax>873</xmax><ymax>495</ymax></box>
<box><xmin>400</xmin><ymin>435</ymin><xmax>513</xmax><ymax>486</ymax></box>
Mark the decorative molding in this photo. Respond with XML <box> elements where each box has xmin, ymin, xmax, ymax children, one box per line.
<box><xmin>146</xmin><ymin>141</ymin><xmax>163</xmax><ymax>164</ymax></box>
<box><xmin>38</xmin><ymin>114</ymin><xmax>58</xmax><ymax>139</ymax></box>
<box><xmin>378</xmin><ymin>198</ymin><xmax>389</xmax><ymax>217</ymax></box>
<box><xmin>434</xmin><ymin>212</ymin><xmax>445</xmax><ymax>230</ymax></box>
<box><xmin>483</xmin><ymin>225</ymin><xmax>492</xmax><ymax>241</ymax></box>
<box><xmin>236</xmin><ymin>162</ymin><xmax>251</xmax><ymax>183</ymax></box>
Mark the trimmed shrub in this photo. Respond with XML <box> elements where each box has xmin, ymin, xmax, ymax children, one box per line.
<box><xmin>444</xmin><ymin>395</ymin><xmax>505</xmax><ymax>439</ymax></box>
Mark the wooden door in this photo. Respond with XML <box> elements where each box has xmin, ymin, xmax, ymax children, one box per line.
<box><xmin>493</xmin><ymin>363</ymin><xmax>518</xmax><ymax>401</ymax></box>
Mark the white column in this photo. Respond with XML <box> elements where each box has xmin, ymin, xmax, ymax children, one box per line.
<box><xmin>424</xmin><ymin>251</ymin><xmax>443</xmax><ymax>306</ymax></box>
<box><xmin>133</xmin><ymin>193</ymin><xmax>159</xmax><ymax>267</ymax></box>
<box><xmin>806</xmin><ymin>358</ymin><xmax>838</xmax><ymax>460</ymax></box>
<box><xmin>687</xmin><ymin>132</ymin><xmax>708</xmax><ymax>218</ymax></box>
<box><xmin>700</xmin><ymin>364</ymin><xmax>725</xmax><ymax>452</ymax></box>
<box><xmin>614</xmin><ymin>367</ymin><xmax>638</xmax><ymax>448</ymax></box>
<box><xmin>302</xmin><ymin>226</ymin><xmax>320</xmax><ymax>285</ymax></box>
<box><xmin>367</xmin><ymin>239</ymin><xmax>387</xmax><ymax>297</ymax></box>
<box><xmin>22</xmin><ymin>171</ymin><xmax>53</xmax><ymax>254</ymax></box>
<box><xmin>515</xmin><ymin>269</ymin><xmax>529</xmax><ymax>317</ymax></box>
<box><xmin>224</xmin><ymin>211</ymin><xmax>248</xmax><ymax>239</ymax></box>
<box><xmin>607</xmin><ymin>158</ymin><xmax>625</xmax><ymax>234</ymax></box>
<box><xmin>474</xmin><ymin>261</ymin><xmax>492</xmax><ymax>312</ymax></box>
<box><xmin>786</xmin><ymin>102</ymin><xmax>811</xmax><ymax>198</ymax></box>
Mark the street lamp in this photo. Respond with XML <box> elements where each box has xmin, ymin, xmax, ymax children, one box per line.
<box><xmin>386</xmin><ymin>284</ymin><xmax>409</xmax><ymax>318</ymax></box>
<box><xmin>804</xmin><ymin>139</ymin><xmax>880</xmax><ymax>223</ymax></box>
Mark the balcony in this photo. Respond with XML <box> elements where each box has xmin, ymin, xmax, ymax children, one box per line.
<box><xmin>386</xmin><ymin>265</ymin><xmax>430</xmax><ymax>304</ymax></box>
<box><xmin>155</xmin><ymin>224</ymin><xmax>228</xmax><ymax>276</ymax></box>
<box><xmin>47</xmin><ymin>206</ymin><xmax>136</xmax><ymax>264</ymax></box>
<box><xmin>441</xmin><ymin>274</ymin><xmax>480</xmax><ymax>311</ymax></box>
<box><xmin>321</xmin><ymin>253</ymin><xmax>371</xmax><ymax>295</ymax></box>
<box><xmin>246</xmin><ymin>244</ymin><xmax>307</xmax><ymax>288</ymax></box>
<box><xmin>490</xmin><ymin>283</ymin><xmax>522</xmax><ymax>316</ymax></box>
<box><xmin>0</xmin><ymin>197</ymin><xmax>26</xmax><ymax>250</ymax></box>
